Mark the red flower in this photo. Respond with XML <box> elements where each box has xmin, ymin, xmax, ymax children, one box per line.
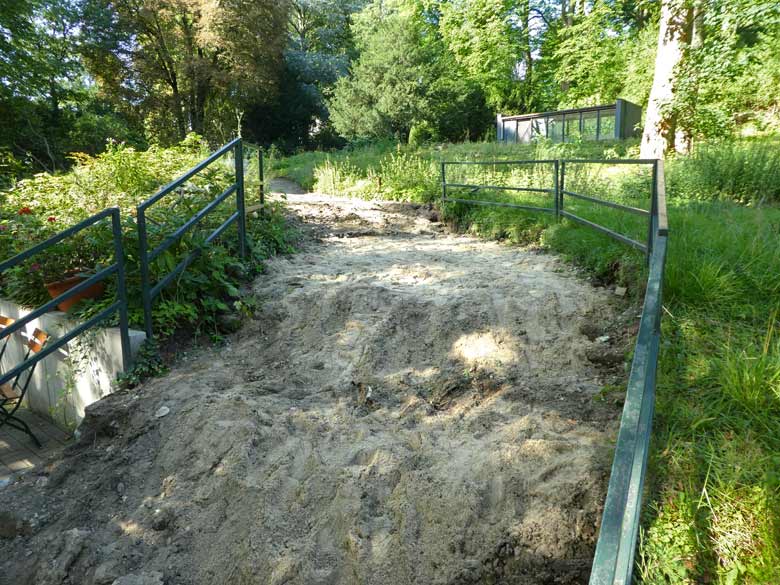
<box><xmin>30</xmin><ymin>263</ymin><xmax>41</xmax><ymax>272</ymax></box>
<box><xmin>47</xmin><ymin>216</ymin><xmax>57</xmax><ymax>223</ymax></box>
<box><xmin>0</xmin><ymin>225</ymin><xmax>7</xmax><ymax>231</ymax></box>
<box><xmin>18</xmin><ymin>207</ymin><xmax>32</xmax><ymax>215</ymax></box>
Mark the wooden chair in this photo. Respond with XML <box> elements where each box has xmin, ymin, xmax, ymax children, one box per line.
<box><xmin>0</xmin><ymin>316</ymin><xmax>13</xmax><ymax>363</ymax></box>
<box><xmin>0</xmin><ymin>328</ymin><xmax>49</xmax><ymax>447</ymax></box>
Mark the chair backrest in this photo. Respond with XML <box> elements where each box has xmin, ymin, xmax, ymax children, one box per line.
<box><xmin>26</xmin><ymin>328</ymin><xmax>48</xmax><ymax>355</ymax></box>
<box><xmin>7</xmin><ymin>327</ymin><xmax>49</xmax><ymax>399</ymax></box>
<box><xmin>0</xmin><ymin>316</ymin><xmax>14</xmax><ymax>363</ymax></box>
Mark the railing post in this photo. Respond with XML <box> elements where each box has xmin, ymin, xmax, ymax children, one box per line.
<box><xmin>111</xmin><ymin>209</ymin><xmax>132</xmax><ymax>370</ymax></box>
<box><xmin>137</xmin><ymin>207</ymin><xmax>154</xmax><ymax>340</ymax></box>
<box><xmin>554</xmin><ymin>160</ymin><xmax>560</xmax><ymax>221</ymax></box>
<box><xmin>560</xmin><ymin>161</ymin><xmax>566</xmax><ymax>214</ymax></box>
<box><xmin>648</xmin><ymin>160</ymin><xmax>658</xmax><ymax>265</ymax></box>
<box><xmin>259</xmin><ymin>148</ymin><xmax>265</xmax><ymax>216</ymax></box>
<box><xmin>441</xmin><ymin>162</ymin><xmax>447</xmax><ymax>203</ymax></box>
<box><xmin>235</xmin><ymin>140</ymin><xmax>247</xmax><ymax>260</ymax></box>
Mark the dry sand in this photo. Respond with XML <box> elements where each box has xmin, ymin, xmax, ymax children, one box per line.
<box><xmin>0</xmin><ymin>187</ymin><xmax>635</xmax><ymax>585</ymax></box>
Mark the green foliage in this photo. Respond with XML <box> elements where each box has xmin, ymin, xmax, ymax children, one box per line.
<box><xmin>438</xmin><ymin>0</ymin><xmax>525</xmax><ymax>111</ymax></box>
<box><xmin>667</xmin><ymin>138</ymin><xmax>780</xmax><ymax>204</ymax></box>
<box><xmin>0</xmin><ymin>136</ymin><xmax>295</xmax><ymax>338</ymax></box>
<box><xmin>554</xmin><ymin>3</ymin><xmax>628</xmax><ymax>107</ymax></box>
<box><xmin>329</xmin><ymin>0</ymin><xmax>491</xmax><ymax>143</ymax></box>
<box><xmin>674</xmin><ymin>1</ymin><xmax>780</xmax><ymax>140</ymax></box>
<box><xmin>116</xmin><ymin>339</ymin><xmax>169</xmax><ymax>390</ymax></box>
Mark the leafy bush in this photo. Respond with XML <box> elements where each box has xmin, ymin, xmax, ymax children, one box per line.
<box><xmin>0</xmin><ymin>135</ymin><xmax>295</xmax><ymax>338</ymax></box>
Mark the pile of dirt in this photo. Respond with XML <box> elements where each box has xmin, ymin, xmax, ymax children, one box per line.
<box><xmin>0</xmin><ymin>191</ymin><xmax>636</xmax><ymax>585</ymax></box>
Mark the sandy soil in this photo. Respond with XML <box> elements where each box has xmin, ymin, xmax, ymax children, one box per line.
<box><xmin>0</xmin><ymin>186</ymin><xmax>636</xmax><ymax>585</ymax></box>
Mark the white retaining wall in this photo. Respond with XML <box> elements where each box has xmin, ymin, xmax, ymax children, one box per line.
<box><xmin>0</xmin><ymin>299</ymin><xmax>145</xmax><ymax>432</ymax></box>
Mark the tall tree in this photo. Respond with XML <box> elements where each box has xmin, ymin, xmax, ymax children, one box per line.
<box><xmin>640</xmin><ymin>0</ymin><xmax>692</xmax><ymax>158</ymax></box>
<box><xmin>82</xmin><ymin>0</ymin><xmax>290</xmax><ymax>144</ymax></box>
<box><xmin>329</xmin><ymin>0</ymin><xmax>490</xmax><ymax>141</ymax></box>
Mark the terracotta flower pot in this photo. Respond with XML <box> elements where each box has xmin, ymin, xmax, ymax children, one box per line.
<box><xmin>45</xmin><ymin>275</ymin><xmax>105</xmax><ymax>312</ymax></box>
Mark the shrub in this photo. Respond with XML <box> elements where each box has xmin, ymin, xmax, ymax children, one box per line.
<box><xmin>0</xmin><ymin>136</ymin><xmax>295</xmax><ymax>338</ymax></box>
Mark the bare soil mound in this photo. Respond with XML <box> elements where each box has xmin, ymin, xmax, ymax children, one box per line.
<box><xmin>0</xmin><ymin>193</ymin><xmax>635</xmax><ymax>585</ymax></box>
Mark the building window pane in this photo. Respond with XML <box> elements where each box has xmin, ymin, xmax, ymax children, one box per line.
<box><xmin>517</xmin><ymin>120</ymin><xmax>532</xmax><ymax>143</ymax></box>
<box><xmin>548</xmin><ymin>115</ymin><xmax>564</xmax><ymax>141</ymax></box>
<box><xmin>566</xmin><ymin>115</ymin><xmax>580</xmax><ymax>142</ymax></box>
<box><xmin>598</xmin><ymin>109</ymin><xmax>616</xmax><ymax>140</ymax></box>
<box><xmin>532</xmin><ymin>118</ymin><xmax>547</xmax><ymax>139</ymax></box>
<box><xmin>582</xmin><ymin>111</ymin><xmax>598</xmax><ymax>140</ymax></box>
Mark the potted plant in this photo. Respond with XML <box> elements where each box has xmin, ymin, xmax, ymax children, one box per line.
<box><xmin>35</xmin><ymin>235</ymin><xmax>106</xmax><ymax>312</ymax></box>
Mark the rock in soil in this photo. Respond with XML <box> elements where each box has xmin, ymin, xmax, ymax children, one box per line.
<box><xmin>0</xmin><ymin>192</ymin><xmax>632</xmax><ymax>585</ymax></box>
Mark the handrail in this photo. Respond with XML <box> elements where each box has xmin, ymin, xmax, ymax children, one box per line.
<box><xmin>0</xmin><ymin>208</ymin><xmax>132</xmax><ymax>385</ymax></box>
<box><xmin>589</xmin><ymin>159</ymin><xmax>668</xmax><ymax>585</ymax></box>
<box><xmin>439</xmin><ymin>157</ymin><xmax>669</xmax><ymax>583</ymax></box>
<box><xmin>137</xmin><ymin>138</ymin><xmax>247</xmax><ymax>339</ymax></box>
<box><xmin>441</xmin><ymin>160</ymin><xmax>560</xmax><ymax>217</ymax></box>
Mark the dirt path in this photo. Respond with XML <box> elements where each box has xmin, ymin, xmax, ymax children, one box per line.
<box><xmin>0</xmin><ymin>191</ymin><xmax>634</xmax><ymax>585</ymax></box>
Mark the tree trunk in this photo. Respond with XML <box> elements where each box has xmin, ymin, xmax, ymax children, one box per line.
<box><xmin>640</xmin><ymin>0</ymin><xmax>692</xmax><ymax>159</ymax></box>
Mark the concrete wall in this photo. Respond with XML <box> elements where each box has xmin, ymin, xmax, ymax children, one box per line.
<box><xmin>0</xmin><ymin>299</ymin><xmax>145</xmax><ymax>432</ymax></box>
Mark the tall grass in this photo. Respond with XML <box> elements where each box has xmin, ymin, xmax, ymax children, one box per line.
<box><xmin>274</xmin><ymin>136</ymin><xmax>780</xmax><ymax>583</ymax></box>
<box><xmin>668</xmin><ymin>138</ymin><xmax>780</xmax><ymax>204</ymax></box>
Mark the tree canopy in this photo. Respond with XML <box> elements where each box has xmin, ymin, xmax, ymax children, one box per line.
<box><xmin>2</xmin><ymin>0</ymin><xmax>780</xmax><ymax>181</ymax></box>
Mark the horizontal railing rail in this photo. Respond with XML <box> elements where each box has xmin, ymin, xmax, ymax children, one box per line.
<box><xmin>589</xmin><ymin>159</ymin><xmax>668</xmax><ymax>585</ymax></box>
<box><xmin>439</xmin><ymin>157</ymin><xmax>669</xmax><ymax>585</ymax></box>
<box><xmin>441</xmin><ymin>159</ymin><xmax>560</xmax><ymax>216</ymax></box>
<box><xmin>560</xmin><ymin>159</ymin><xmax>657</xmax><ymax>260</ymax></box>
<box><xmin>137</xmin><ymin>138</ymin><xmax>247</xmax><ymax>339</ymax></box>
<box><xmin>0</xmin><ymin>208</ymin><xmax>131</xmax><ymax>386</ymax></box>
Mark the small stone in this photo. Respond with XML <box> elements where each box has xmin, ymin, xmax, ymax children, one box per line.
<box><xmin>116</xmin><ymin>482</ymin><xmax>126</xmax><ymax>495</ymax></box>
<box><xmin>0</xmin><ymin>512</ymin><xmax>31</xmax><ymax>539</ymax></box>
<box><xmin>614</xmin><ymin>286</ymin><xmax>627</xmax><ymax>297</ymax></box>
<box><xmin>217</xmin><ymin>313</ymin><xmax>242</xmax><ymax>334</ymax></box>
<box><xmin>596</xmin><ymin>335</ymin><xmax>611</xmax><ymax>343</ymax></box>
<box><xmin>151</xmin><ymin>507</ymin><xmax>174</xmax><ymax>531</ymax></box>
<box><xmin>35</xmin><ymin>476</ymin><xmax>50</xmax><ymax>488</ymax></box>
<box><xmin>94</xmin><ymin>560</ymin><xmax>122</xmax><ymax>585</ymax></box>
<box><xmin>111</xmin><ymin>572</ymin><xmax>164</xmax><ymax>585</ymax></box>
<box><xmin>155</xmin><ymin>406</ymin><xmax>170</xmax><ymax>419</ymax></box>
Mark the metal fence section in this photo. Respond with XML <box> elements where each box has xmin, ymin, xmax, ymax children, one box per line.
<box><xmin>440</xmin><ymin>157</ymin><xmax>669</xmax><ymax>585</ymax></box>
<box><xmin>0</xmin><ymin>208</ymin><xmax>132</xmax><ymax>385</ymax></box>
<box><xmin>137</xmin><ymin>137</ymin><xmax>247</xmax><ymax>339</ymax></box>
<box><xmin>588</xmin><ymin>160</ymin><xmax>668</xmax><ymax>585</ymax></box>
<box><xmin>441</xmin><ymin>159</ymin><xmax>560</xmax><ymax>215</ymax></box>
<box><xmin>560</xmin><ymin>159</ymin><xmax>658</xmax><ymax>258</ymax></box>
<box><xmin>243</xmin><ymin>142</ymin><xmax>266</xmax><ymax>214</ymax></box>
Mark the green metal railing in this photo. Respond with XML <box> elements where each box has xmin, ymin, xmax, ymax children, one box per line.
<box><xmin>589</xmin><ymin>160</ymin><xmax>668</xmax><ymax>585</ymax></box>
<box><xmin>137</xmin><ymin>137</ymin><xmax>247</xmax><ymax>339</ymax></box>
<box><xmin>441</xmin><ymin>159</ymin><xmax>560</xmax><ymax>215</ymax></box>
<box><xmin>441</xmin><ymin>158</ymin><xmax>669</xmax><ymax>584</ymax></box>
<box><xmin>0</xmin><ymin>208</ymin><xmax>132</xmax><ymax>380</ymax></box>
<box><xmin>243</xmin><ymin>142</ymin><xmax>266</xmax><ymax>214</ymax></box>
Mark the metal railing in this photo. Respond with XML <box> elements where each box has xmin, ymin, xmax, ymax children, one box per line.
<box><xmin>137</xmin><ymin>137</ymin><xmax>247</xmax><ymax>339</ymax></box>
<box><xmin>441</xmin><ymin>159</ymin><xmax>560</xmax><ymax>215</ymax></box>
<box><xmin>440</xmin><ymin>158</ymin><xmax>669</xmax><ymax>585</ymax></box>
<box><xmin>561</xmin><ymin>159</ymin><xmax>659</xmax><ymax>258</ymax></box>
<box><xmin>0</xmin><ymin>208</ymin><xmax>132</xmax><ymax>385</ymax></box>
<box><xmin>589</xmin><ymin>160</ymin><xmax>668</xmax><ymax>585</ymax></box>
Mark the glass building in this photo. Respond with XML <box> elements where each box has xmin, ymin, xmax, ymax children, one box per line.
<box><xmin>496</xmin><ymin>99</ymin><xmax>642</xmax><ymax>144</ymax></box>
